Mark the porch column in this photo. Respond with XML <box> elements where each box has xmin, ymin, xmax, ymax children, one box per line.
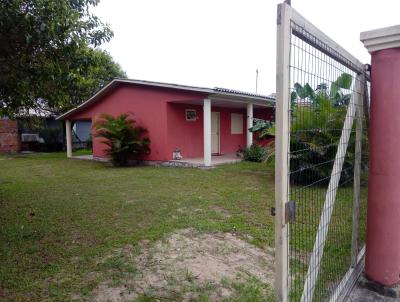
<box><xmin>203</xmin><ymin>98</ymin><xmax>212</xmax><ymax>167</ymax></box>
<box><xmin>361</xmin><ymin>25</ymin><xmax>400</xmax><ymax>288</ymax></box>
<box><xmin>66</xmin><ymin>120</ymin><xmax>72</xmax><ymax>158</ymax></box>
<box><xmin>246</xmin><ymin>103</ymin><xmax>253</xmax><ymax>148</ymax></box>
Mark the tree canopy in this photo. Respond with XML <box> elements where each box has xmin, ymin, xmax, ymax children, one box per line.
<box><xmin>0</xmin><ymin>0</ymin><xmax>126</xmax><ymax>117</ymax></box>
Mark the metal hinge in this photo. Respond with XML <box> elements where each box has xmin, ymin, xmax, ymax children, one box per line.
<box><xmin>285</xmin><ymin>200</ymin><xmax>296</xmax><ymax>223</ymax></box>
<box><xmin>271</xmin><ymin>201</ymin><xmax>296</xmax><ymax>223</ymax></box>
<box><xmin>277</xmin><ymin>5</ymin><xmax>282</xmax><ymax>25</ymax></box>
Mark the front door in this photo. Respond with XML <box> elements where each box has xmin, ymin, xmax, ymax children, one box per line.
<box><xmin>211</xmin><ymin>112</ymin><xmax>220</xmax><ymax>154</ymax></box>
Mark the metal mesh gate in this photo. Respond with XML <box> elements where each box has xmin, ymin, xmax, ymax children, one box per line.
<box><xmin>275</xmin><ymin>3</ymin><xmax>370</xmax><ymax>302</ymax></box>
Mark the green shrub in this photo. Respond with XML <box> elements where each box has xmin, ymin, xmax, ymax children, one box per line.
<box><xmin>241</xmin><ymin>144</ymin><xmax>268</xmax><ymax>163</ymax></box>
<box><xmin>93</xmin><ymin>113</ymin><xmax>150</xmax><ymax>166</ymax></box>
<box><xmin>249</xmin><ymin>72</ymin><xmax>368</xmax><ymax>186</ymax></box>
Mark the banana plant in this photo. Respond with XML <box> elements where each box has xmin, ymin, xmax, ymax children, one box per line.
<box><xmin>250</xmin><ymin>72</ymin><xmax>361</xmax><ymax>185</ymax></box>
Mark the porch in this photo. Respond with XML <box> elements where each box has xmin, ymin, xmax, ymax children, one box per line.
<box><xmin>166</xmin><ymin>96</ymin><xmax>273</xmax><ymax>167</ymax></box>
<box><xmin>168</xmin><ymin>152</ymin><xmax>242</xmax><ymax>168</ymax></box>
<box><xmin>71</xmin><ymin>153</ymin><xmax>242</xmax><ymax>168</ymax></box>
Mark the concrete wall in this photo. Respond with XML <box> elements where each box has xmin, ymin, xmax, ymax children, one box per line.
<box><xmin>0</xmin><ymin>119</ymin><xmax>20</xmax><ymax>153</ymax></box>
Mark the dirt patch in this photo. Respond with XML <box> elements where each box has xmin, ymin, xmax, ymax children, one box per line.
<box><xmin>209</xmin><ymin>205</ymin><xmax>232</xmax><ymax>218</ymax></box>
<box><xmin>92</xmin><ymin>229</ymin><xmax>274</xmax><ymax>301</ymax></box>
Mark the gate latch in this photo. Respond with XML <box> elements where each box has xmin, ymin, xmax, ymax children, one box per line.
<box><xmin>285</xmin><ymin>201</ymin><xmax>296</xmax><ymax>223</ymax></box>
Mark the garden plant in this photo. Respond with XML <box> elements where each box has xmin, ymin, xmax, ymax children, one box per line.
<box><xmin>93</xmin><ymin>113</ymin><xmax>150</xmax><ymax>166</ymax></box>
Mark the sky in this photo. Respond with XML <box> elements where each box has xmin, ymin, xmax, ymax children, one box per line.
<box><xmin>92</xmin><ymin>0</ymin><xmax>400</xmax><ymax>96</ymax></box>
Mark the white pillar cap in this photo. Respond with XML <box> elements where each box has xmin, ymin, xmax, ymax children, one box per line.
<box><xmin>361</xmin><ymin>25</ymin><xmax>400</xmax><ymax>53</ymax></box>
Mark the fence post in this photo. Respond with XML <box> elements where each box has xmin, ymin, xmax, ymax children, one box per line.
<box><xmin>275</xmin><ymin>2</ymin><xmax>291</xmax><ymax>302</ymax></box>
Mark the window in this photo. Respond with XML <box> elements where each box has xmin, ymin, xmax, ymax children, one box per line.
<box><xmin>185</xmin><ymin>109</ymin><xmax>197</xmax><ymax>121</ymax></box>
<box><xmin>231</xmin><ymin>113</ymin><xmax>243</xmax><ymax>134</ymax></box>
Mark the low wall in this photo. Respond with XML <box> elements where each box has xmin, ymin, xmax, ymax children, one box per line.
<box><xmin>0</xmin><ymin>119</ymin><xmax>20</xmax><ymax>153</ymax></box>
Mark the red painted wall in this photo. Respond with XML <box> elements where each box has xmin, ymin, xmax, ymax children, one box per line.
<box><xmin>167</xmin><ymin>104</ymin><xmax>248</xmax><ymax>158</ymax></box>
<box><xmin>167</xmin><ymin>103</ymin><xmax>204</xmax><ymax>158</ymax></box>
<box><xmin>69</xmin><ymin>84</ymin><xmax>206</xmax><ymax>160</ymax></box>
<box><xmin>254</xmin><ymin>107</ymin><xmax>274</xmax><ymax>121</ymax></box>
<box><xmin>218</xmin><ymin>107</ymin><xmax>247</xmax><ymax>154</ymax></box>
<box><xmin>166</xmin><ymin>104</ymin><xmax>273</xmax><ymax>159</ymax></box>
<box><xmin>68</xmin><ymin>83</ymin><xmax>275</xmax><ymax>161</ymax></box>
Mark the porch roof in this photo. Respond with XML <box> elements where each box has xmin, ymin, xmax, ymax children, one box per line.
<box><xmin>57</xmin><ymin>78</ymin><xmax>275</xmax><ymax>120</ymax></box>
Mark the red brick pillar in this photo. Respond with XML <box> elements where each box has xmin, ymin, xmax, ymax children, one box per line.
<box><xmin>361</xmin><ymin>26</ymin><xmax>400</xmax><ymax>287</ymax></box>
<box><xmin>0</xmin><ymin>119</ymin><xmax>20</xmax><ymax>153</ymax></box>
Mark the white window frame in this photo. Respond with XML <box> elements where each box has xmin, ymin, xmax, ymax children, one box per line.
<box><xmin>231</xmin><ymin>113</ymin><xmax>243</xmax><ymax>134</ymax></box>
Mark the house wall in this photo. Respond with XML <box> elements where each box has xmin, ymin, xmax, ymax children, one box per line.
<box><xmin>69</xmin><ymin>84</ymin><xmax>206</xmax><ymax>160</ymax></box>
<box><xmin>167</xmin><ymin>103</ymin><xmax>204</xmax><ymax>158</ymax></box>
<box><xmin>218</xmin><ymin>107</ymin><xmax>247</xmax><ymax>154</ymax></box>
<box><xmin>68</xmin><ymin>83</ymin><xmax>275</xmax><ymax>161</ymax></box>
<box><xmin>254</xmin><ymin>107</ymin><xmax>274</xmax><ymax>121</ymax></box>
<box><xmin>167</xmin><ymin>104</ymin><xmax>275</xmax><ymax>159</ymax></box>
<box><xmin>0</xmin><ymin>119</ymin><xmax>20</xmax><ymax>153</ymax></box>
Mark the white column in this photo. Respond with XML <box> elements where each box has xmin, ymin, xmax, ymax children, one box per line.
<box><xmin>203</xmin><ymin>99</ymin><xmax>212</xmax><ymax>167</ymax></box>
<box><xmin>66</xmin><ymin>120</ymin><xmax>72</xmax><ymax>158</ymax></box>
<box><xmin>246</xmin><ymin>103</ymin><xmax>253</xmax><ymax>148</ymax></box>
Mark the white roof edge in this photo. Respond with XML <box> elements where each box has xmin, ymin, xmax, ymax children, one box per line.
<box><xmin>208</xmin><ymin>93</ymin><xmax>275</xmax><ymax>106</ymax></box>
<box><xmin>360</xmin><ymin>25</ymin><xmax>400</xmax><ymax>53</ymax></box>
<box><xmin>56</xmin><ymin>79</ymin><xmax>119</xmax><ymax>120</ymax></box>
<box><xmin>57</xmin><ymin>78</ymin><xmax>275</xmax><ymax>120</ymax></box>
<box><xmin>116</xmin><ymin>78</ymin><xmax>213</xmax><ymax>94</ymax></box>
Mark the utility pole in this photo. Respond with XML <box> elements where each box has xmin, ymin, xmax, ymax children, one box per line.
<box><xmin>256</xmin><ymin>69</ymin><xmax>259</xmax><ymax>94</ymax></box>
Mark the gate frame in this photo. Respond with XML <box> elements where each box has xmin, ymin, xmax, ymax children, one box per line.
<box><xmin>275</xmin><ymin>2</ymin><xmax>368</xmax><ymax>301</ymax></box>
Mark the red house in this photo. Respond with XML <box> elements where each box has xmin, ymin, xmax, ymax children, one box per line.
<box><xmin>58</xmin><ymin>79</ymin><xmax>275</xmax><ymax>167</ymax></box>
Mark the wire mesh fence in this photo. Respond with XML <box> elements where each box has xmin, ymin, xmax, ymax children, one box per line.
<box><xmin>283</xmin><ymin>17</ymin><xmax>370</xmax><ymax>302</ymax></box>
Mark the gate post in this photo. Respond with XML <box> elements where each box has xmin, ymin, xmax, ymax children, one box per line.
<box><xmin>275</xmin><ymin>3</ymin><xmax>291</xmax><ymax>302</ymax></box>
<box><xmin>361</xmin><ymin>25</ymin><xmax>400</xmax><ymax>288</ymax></box>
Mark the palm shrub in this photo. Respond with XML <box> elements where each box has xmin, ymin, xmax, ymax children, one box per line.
<box><xmin>93</xmin><ymin>113</ymin><xmax>150</xmax><ymax>166</ymax></box>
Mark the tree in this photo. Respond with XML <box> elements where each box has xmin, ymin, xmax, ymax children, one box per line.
<box><xmin>51</xmin><ymin>47</ymin><xmax>126</xmax><ymax>113</ymax></box>
<box><xmin>0</xmin><ymin>0</ymin><xmax>126</xmax><ymax>117</ymax></box>
<box><xmin>93</xmin><ymin>113</ymin><xmax>150</xmax><ymax>166</ymax></box>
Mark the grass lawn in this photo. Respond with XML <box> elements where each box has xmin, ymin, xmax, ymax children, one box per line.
<box><xmin>0</xmin><ymin>153</ymin><xmax>276</xmax><ymax>301</ymax></box>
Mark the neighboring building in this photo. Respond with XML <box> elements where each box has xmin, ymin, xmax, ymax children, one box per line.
<box><xmin>58</xmin><ymin>79</ymin><xmax>275</xmax><ymax>166</ymax></box>
<box><xmin>0</xmin><ymin>118</ymin><xmax>20</xmax><ymax>153</ymax></box>
<box><xmin>18</xmin><ymin>117</ymin><xmax>65</xmax><ymax>152</ymax></box>
<box><xmin>0</xmin><ymin>116</ymin><xmax>91</xmax><ymax>154</ymax></box>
